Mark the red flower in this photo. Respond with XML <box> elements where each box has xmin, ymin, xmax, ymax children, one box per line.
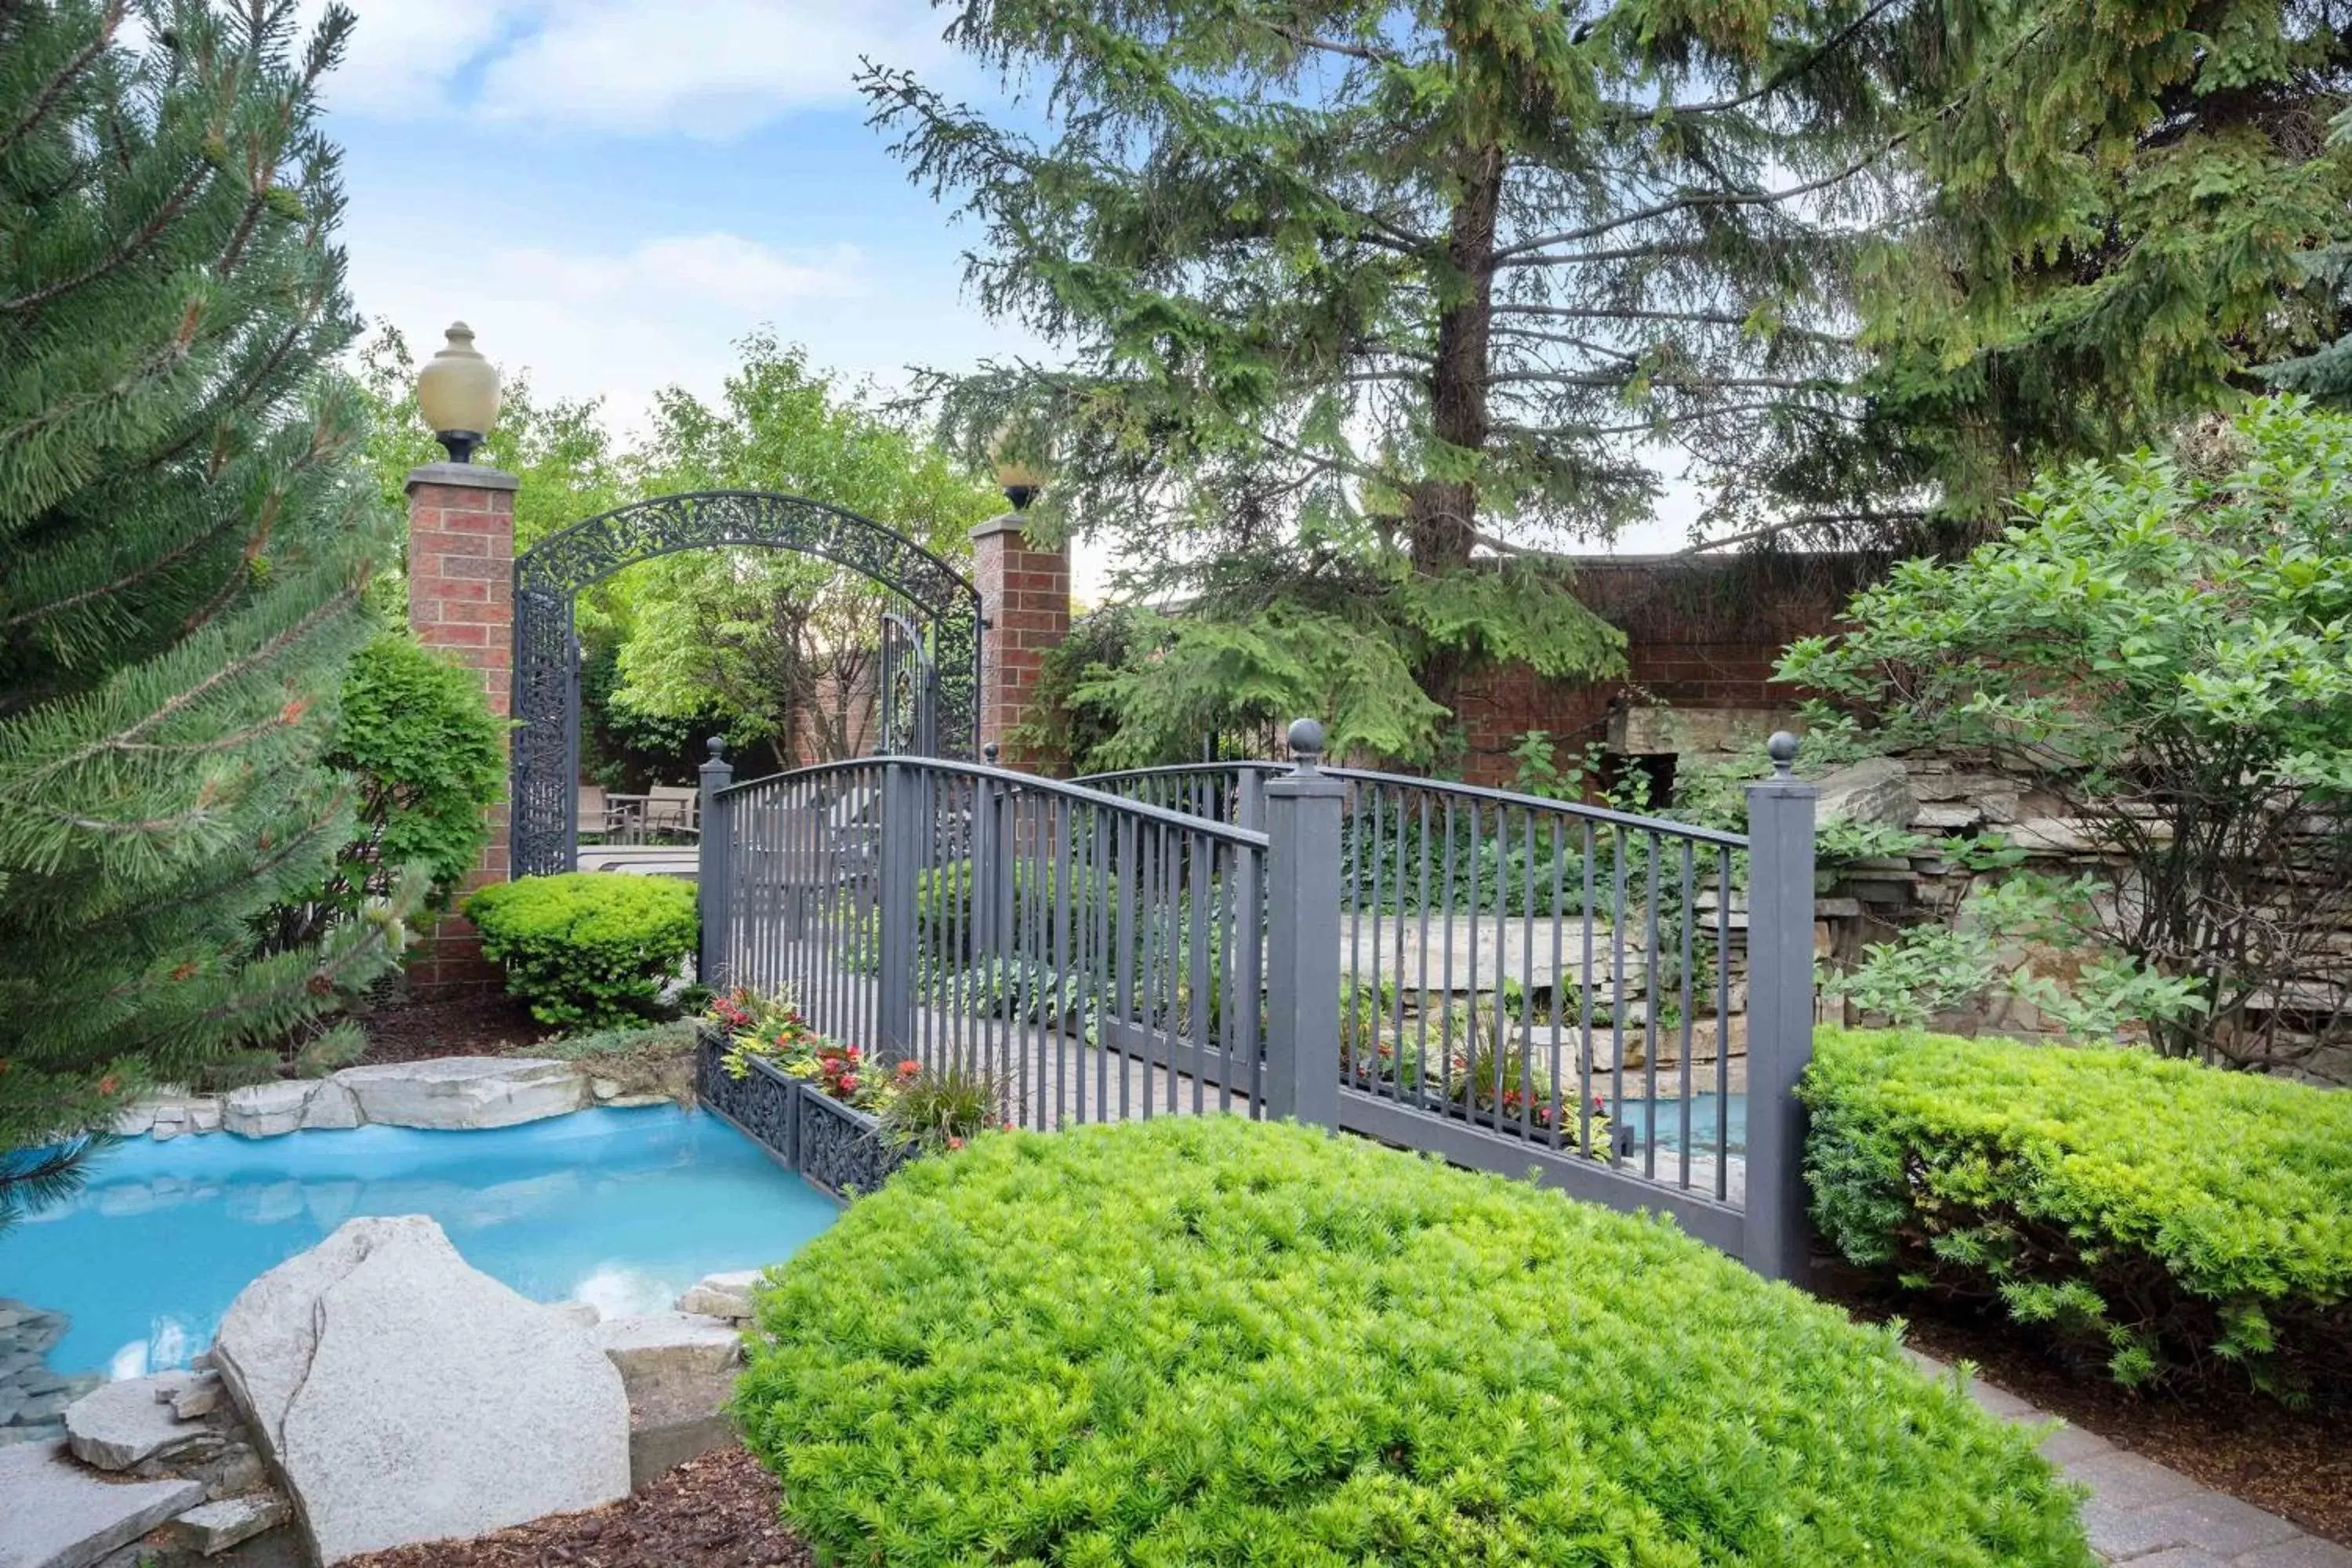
<box><xmin>97</xmin><ymin>1074</ymin><xmax>120</xmax><ymax>1096</ymax></box>
<box><xmin>897</xmin><ymin>1059</ymin><xmax>920</xmax><ymax>1076</ymax></box>
<box><xmin>946</xmin><ymin>1136</ymin><xmax>964</xmax><ymax>1150</ymax></box>
<box><xmin>839</xmin><ymin>1073</ymin><xmax>859</xmax><ymax>1091</ymax></box>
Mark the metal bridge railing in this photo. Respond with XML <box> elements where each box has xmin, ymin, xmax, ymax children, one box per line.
<box><xmin>702</xmin><ymin>722</ymin><xmax>1817</xmax><ymax>1281</ymax></box>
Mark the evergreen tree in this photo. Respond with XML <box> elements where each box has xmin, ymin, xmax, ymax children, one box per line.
<box><xmin>0</xmin><ymin>1</ymin><xmax>400</xmax><ymax>1214</ymax></box>
<box><xmin>1868</xmin><ymin>0</ymin><xmax>2352</xmax><ymax>518</ymax></box>
<box><xmin>861</xmin><ymin>0</ymin><xmax>1989</xmax><ymax>760</ymax></box>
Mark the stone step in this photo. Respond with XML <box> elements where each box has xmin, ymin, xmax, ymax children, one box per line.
<box><xmin>170</xmin><ymin>1491</ymin><xmax>292</xmax><ymax>1557</ymax></box>
<box><xmin>0</xmin><ymin>1440</ymin><xmax>205</xmax><ymax>1568</ymax></box>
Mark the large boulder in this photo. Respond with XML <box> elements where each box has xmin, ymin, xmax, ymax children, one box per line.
<box><xmin>329</xmin><ymin>1058</ymin><xmax>584</xmax><ymax>1130</ymax></box>
<box><xmin>214</xmin><ymin>1215</ymin><xmax>630</xmax><ymax>1565</ymax></box>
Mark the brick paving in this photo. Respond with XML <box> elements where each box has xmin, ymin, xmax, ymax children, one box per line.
<box><xmin>1910</xmin><ymin>1354</ymin><xmax>2350</xmax><ymax>1566</ymax></box>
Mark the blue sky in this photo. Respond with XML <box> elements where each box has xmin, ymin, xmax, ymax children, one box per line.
<box><xmin>324</xmin><ymin>1</ymin><xmax>1034</xmax><ymax>421</ymax></box>
<box><xmin>318</xmin><ymin>0</ymin><xmax>1691</xmax><ymax>570</ymax></box>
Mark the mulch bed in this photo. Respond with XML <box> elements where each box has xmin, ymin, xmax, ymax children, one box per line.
<box><xmin>1817</xmin><ymin>1264</ymin><xmax>2352</xmax><ymax>1546</ymax></box>
<box><xmin>345</xmin><ymin>1448</ymin><xmax>811</xmax><ymax>1568</ymax></box>
<box><xmin>354</xmin><ymin>989</ymin><xmax>550</xmax><ymax>1064</ymax></box>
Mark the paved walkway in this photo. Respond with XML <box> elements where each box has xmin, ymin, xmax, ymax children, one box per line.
<box><xmin>1911</xmin><ymin>1353</ymin><xmax>2348</xmax><ymax>1566</ymax></box>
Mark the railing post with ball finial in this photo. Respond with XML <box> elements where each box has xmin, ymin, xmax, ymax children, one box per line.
<box><xmin>696</xmin><ymin>737</ymin><xmax>734</xmax><ymax>989</ymax></box>
<box><xmin>1741</xmin><ymin>731</ymin><xmax>1817</xmax><ymax>1283</ymax></box>
<box><xmin>1263</xmin><ymin>718</ymin><xmax>1345</xmax><ymax>1128</ymax></box>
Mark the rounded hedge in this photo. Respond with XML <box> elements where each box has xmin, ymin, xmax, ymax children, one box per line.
<box><xmin>463</xmin><ymin>871</ymin><xmax>697</xmax><ymax>1029</ymax></box>
<box><xmin>736</xmin><ymin>1117</ymin><xmax>2092</xmax><ymax>1566</ymax></box>
<box><xmin>1805</xmin><ymin>1027</ymin><xmax>2352</xmax><ymax>1399</ymax></box>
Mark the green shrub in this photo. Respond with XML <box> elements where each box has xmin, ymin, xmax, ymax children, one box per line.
<box><xmin>736</xmin><ymin>1117</ymin><xmax>2092</xmax><ymax>1566</ymax></box>
<box><xmin>463</xmin><ymin>873</ymin><xmax>698</xmax><ymax>1029</ymax></box>
<box><xmin>1803</xmin><ymin>1028</ymin><xmax>2352</xmax><ymax>1399</ymax></box>
<box><xmin>332</xmin><ymin>632</ymin><xmax>508</xmax><ymax>897</ymax></box>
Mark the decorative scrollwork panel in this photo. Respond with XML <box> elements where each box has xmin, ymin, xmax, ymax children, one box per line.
<box><xmin>511</xmin><ymin>492</ymin><xmax>983</xmax><ymax>877</ymax></box>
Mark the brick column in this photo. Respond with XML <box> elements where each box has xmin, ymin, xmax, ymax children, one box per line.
<box><xmin>970</xmin><ymin>511</ymin><xmax>1070</xmax><ymax>769</ymax></box>
<box><xmin>405</xmin><ymin>461</ymin><xmax>518</xmax><ymax>996</ymax></box>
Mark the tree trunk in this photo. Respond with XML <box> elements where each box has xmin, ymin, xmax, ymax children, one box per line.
<box><xmin>1407</xmin><ymin>143</ymin><xmax>1502</xmax><ymax>720</ymax></box>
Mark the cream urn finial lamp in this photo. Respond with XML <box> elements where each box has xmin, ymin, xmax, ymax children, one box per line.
<box><xmin>416</xmin><ymin>321</ymin><xmax>502</xmax><ymax>464</ymax></box>
<box><xmin>989</xmin><ymin>428</ymin><xmax>1046</xmax><ymax>512</ymax></box>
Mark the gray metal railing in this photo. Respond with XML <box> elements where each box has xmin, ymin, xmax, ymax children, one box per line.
<box><xmin>702</xmin><ymin>721</ymin><xmax>1817</xmax><ymax>1279</ymax></box>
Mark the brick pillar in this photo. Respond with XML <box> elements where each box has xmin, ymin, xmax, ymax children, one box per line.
<box><xmin>971</xmin><ymin>510</ymin><xmax>1070</xmax><ymax>769</ymax></box>
<box><xmin>405</xmin><ymin>461</ymin><xmax>518</xmax><ymax>996</ymax></box>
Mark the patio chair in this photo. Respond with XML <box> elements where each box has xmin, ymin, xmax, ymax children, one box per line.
<box><xmin>576</xmin><ymin>785</ymin><xmax>619</xmax><ymax>842</ymax></box>
<box><xmin>641</xmin><ymin>784</ymin><xmax>700</xmax><ymax>839</ymax></box>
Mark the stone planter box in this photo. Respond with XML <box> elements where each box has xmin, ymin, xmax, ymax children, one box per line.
<box><xmin>694</xmin><ymin>1029</ymin><xmax>913</xmax><ymax>1198</ymax></box>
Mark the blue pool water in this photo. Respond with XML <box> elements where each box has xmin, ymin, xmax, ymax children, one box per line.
<box><xmin>0</xmin><ymin>1107</ymin><xmax>837</xmax><ymax>1379</ymax></box>
<box><xmin>1611</xmin><ymin>1093</ymin><xmax>1748</xmax><ymax>1152</ymax></box>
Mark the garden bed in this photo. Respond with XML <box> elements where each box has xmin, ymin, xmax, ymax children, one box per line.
<box><xmin>345</xmin><ymin>1446</ymin><xmax>810</xmax><ymax>1568</ymax></box>
<box><xmin>358</xmin><ymin>990</ymin><xmax>547</xmax><ymax>1063</ymax></box>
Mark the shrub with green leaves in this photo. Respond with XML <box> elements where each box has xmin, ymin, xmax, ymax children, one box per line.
<box><xmin>463</xmin><ymin>873</ymin><xmax>698</xmax><ymax>1029</ymax></box>
<box><xmin>736</xmin><ymin>1117</ymin><xmax>2092</xmax><ymax>1566</ymax></box>
<box><xmin>257</xmin><ymin>632</ymin><xmax>506</xmax><ymax>960</ymax></box>
<box><xmin>1804</xmin><ymin>1028</ymin><xmax>2352</xmax><ymax>1400</ymax></box>
<box><xmin>1781</xmin><ymin>399</ymin><xmax>2352</xmax><ymax>1071</ymax></box>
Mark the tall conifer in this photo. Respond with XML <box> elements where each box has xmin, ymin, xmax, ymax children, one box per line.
<box><xmin>0</xmin><ymin>0</ymin><xmax>399</xmax><ymax>1210</ymax></box>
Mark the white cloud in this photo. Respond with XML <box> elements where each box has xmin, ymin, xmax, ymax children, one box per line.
<box><xmin>347</xmin><ymin>226</ymin><xmax>868</xmax><ymax>428</ymax></box>
<box><xmin>318</xmin><ymin>0</ymin><xmax>953</xmax><ymax>136</ymax></box>
<box><xmin>306</xmin><ymin>0</ymin><xmax>524</xmax><ymax>118</ymax></box>
<box><xmin>489</xmin><ymin>233</ymin><xmax>866</xmax><ymax>314</ymax></box>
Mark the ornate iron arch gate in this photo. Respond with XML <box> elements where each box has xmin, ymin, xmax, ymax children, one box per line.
<box><xmin>510</xmin><ymin>490</ymin><xmax>982</xmax><ymax>877</ymax></box>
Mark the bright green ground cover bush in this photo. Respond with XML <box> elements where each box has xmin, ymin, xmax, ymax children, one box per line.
<box><xmin>463</xmin><ymin>873</ymin><xmax>698</xmax><ymax>1029</ymax></box>
<box><xmin>736</xmin><ymin>1117</ymin><xmax>2092</xmax><ymax>1567</ymax></box>
<box><xmin>1804</xmin><ymin>1028</ymin><xmax>2352</xmax><ymax>1400</ymax></box>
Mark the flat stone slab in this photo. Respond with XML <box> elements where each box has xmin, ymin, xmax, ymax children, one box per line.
<box><xmin>1904</xmin><ymin>1353</ymin><xmax>2350</xmax><ymax>1567</ymax></box>
<box><xmin>329</xmin><ymin>1058</ymin><xmax>584</xmax><ymax>1131</ymax></box>
<box><xmin>222</xmin><ymin>1082</ymin><xmax>316</xmax><ymax>1139</ymax></box>
<box><xmin>0</xmin><ymin>1439</ymin><xmax>205</xmax><ymax>1568</ymax></box>
<box><xmin>592</xmin><ymin>1315</ymin><xmax>742</xmax><ymax>1489</ymax></box>
<box><xmin>172</xmin><ymin>1490</ymin><xmax>293</xmax><ymax>1555</ymax></box>
<box><xmin>62</xmin><ymin>1373</ymin><xmax>205</xmax><ymax>1471</ymax></box>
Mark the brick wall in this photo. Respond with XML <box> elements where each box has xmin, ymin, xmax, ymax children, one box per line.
<box><xmin>971</xmin><ymin>512</ymin><xmax>1071</xmax><ymax>768</ymax></box>
<box><xmin>1454</xmin><ymin>553</ymin><xmax>1883</xmax><ymax>785</ymax></box>
<box><xmin>404</xmin><ymin>462</ymin><xmax>517</xmax><ymax>996</ymax></box>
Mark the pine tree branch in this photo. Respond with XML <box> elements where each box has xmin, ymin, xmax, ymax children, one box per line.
<box><xmin>1490</xmin><ymin>303</ymin><xmax>1851</xmax><ymax>344</ymax></box>
<box><xmin>13</xmin><ymin>579</ymin><xmax>363</xmax><ymax>800</ymax></box>
<box><xmin>0</xmin><ymin>163</ymin><xmax>211</xmax><ymax>314</ymax></box>
<box><xmin>0</xmin><ymin>0</ymin><xmax>122</xmax><ymax>161</ymax></box>
<box><xmin>1613</xmin><ymin>0</ymin><xmax>1909</xmax><ymax>122</ymax></box>
<box><xmin>1494</xmin><ymin>12</ymin><xmax>2059</xmax><ymax>266</ymax></box>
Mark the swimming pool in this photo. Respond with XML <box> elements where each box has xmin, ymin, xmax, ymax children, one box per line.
<box><xmin>0</xmin><ymin>1106</ymin><xmax>837</xmax><ymax>1380</ymax></box>
<box><xmin>1611</xmin><ymin>1092</ymin><xmax>1748</xmax><ymax>1152</ymax></box>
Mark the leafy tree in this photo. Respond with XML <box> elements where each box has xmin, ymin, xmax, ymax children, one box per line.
<box><xmin>0</xmin><ymin>1</ymin><xmax>399</xmax><ymax>1214</ymax></box>
<box><xmin>857</xmin><ymin>0</ymin><xmax>2008</xmax><ymax>757</ymax></box>
<box><xmin>1782</xmin><ymin>397</ymin><xmax>2352</xmax><ymax>1073</ymax></box>
<box><xmin>609</xmin><ymin>336</ymin><xmax>1000</xmax><ymax>770</ymax></box>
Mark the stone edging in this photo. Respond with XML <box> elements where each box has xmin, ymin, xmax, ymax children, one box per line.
<box><xmin>113</xmin><ymin>1057</ymin><xmax>673</xmax><ymax>1141</ymax></box>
